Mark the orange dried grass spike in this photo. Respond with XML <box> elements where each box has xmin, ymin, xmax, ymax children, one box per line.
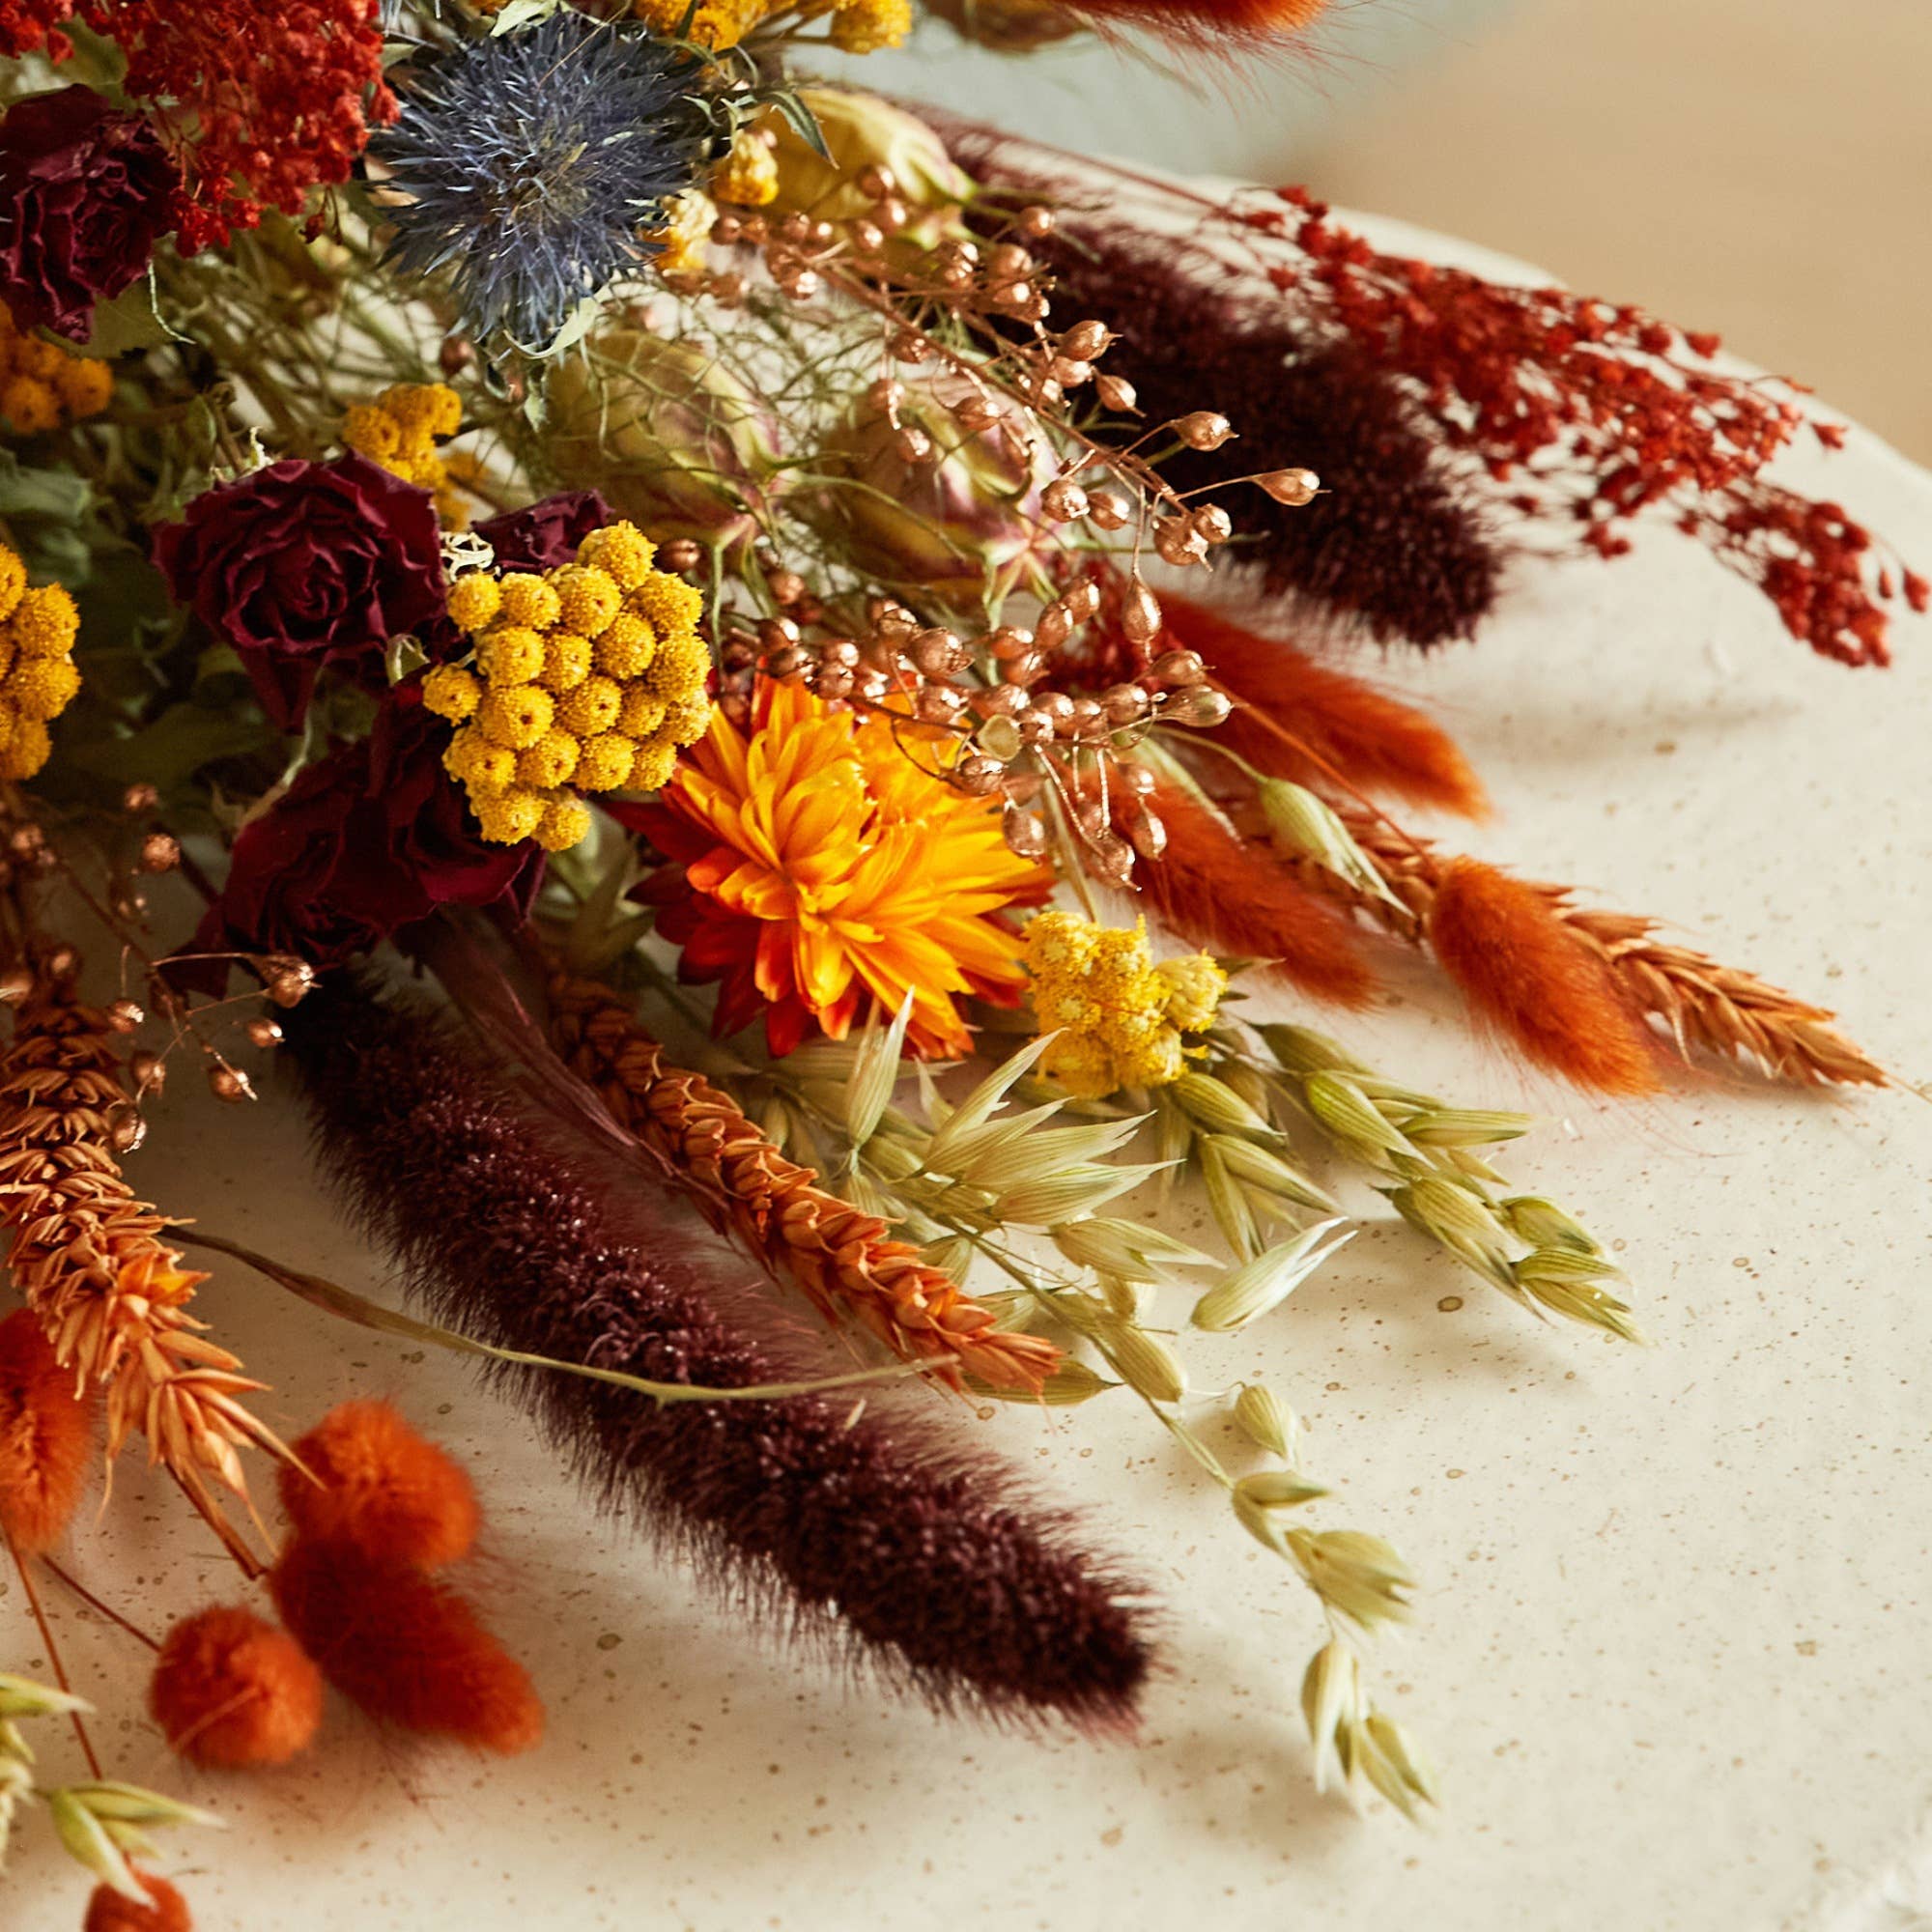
<box><xmin>546</xmin><ymin>969</ymin><xmax>1060</xmax><ymax>1393</ymax></box>
<box><xmin>1163</xmin><ymin>598</ymin><xmax>1489</xmax><ymax>818</ymax></box>
<box><xmin>270</xmin><ymin>1538</ymin><xmax>543</xmax><ymax>1755</ymax></box>
<box><xmin>150</xmin><ymin>1605</ymin><xmax>324</xmax><ymax>1769</ymax></box>
<box><xmin>0</xmin><ymin>1306</ymin><xmax>96</xmax><ymax>1555</ymax></box>
<box><xmin>1071</xmin><ymin>0</ymin><xmax>1328</xmax><ymax>39</ymax></box>
<box><xmin>1427</xmin><ymin>857</ymin><xmax>1662</xmax><ymax>1095</ymax></box>
<box><xmin>83</xmin><ymin>1871</ymin><xmax>193</xmax><ymax>1932</ymax></box>
<box><xmin>280</xmin><ymin>1400</ymin><xmax>479</xmax><ymax>1571</ymax></box>
<box><xmin>1139</xmin><ymin>785</ymin><xmax>1376</xmax><ymax>1007</ymax></box>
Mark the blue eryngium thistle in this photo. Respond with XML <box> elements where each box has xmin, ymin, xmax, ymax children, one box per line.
<box><xmin>373</xmin><ymin>12</ymin><xmax>705</xmax><ymax>350</ymax></box>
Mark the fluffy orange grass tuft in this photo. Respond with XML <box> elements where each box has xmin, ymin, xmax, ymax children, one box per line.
<box><xmin>1070</xmin><ymin>0</ymin><xmax>1329</xmax><ymax>39</ymax></box>
<box><xmin>1162</xmin><ymin>597</ymin><xmax>1489</xmax><ymax>818</ymax></box>
<box><xmin>1428</xmin><ymin>857</ymin><xmax>1662</xmax><ymax>1095</ymax></box>
<box><xmin>150</xmin><ymin>1604</ymin><xmax>324</xmax><ymax>1770</ymax></box>
<box><xmin>270</xmin><ymin>1538</ymin><xmax>543</xmax><ymax>1755</ymax></box>
<box><xmin>83</xmin><ymin>1871</ymin><xmax>192</xmax><ymax>1932</ymax></box>
<box><xmin>0</xmin><ymin>1306</ymin><xmax>97</xmax><ymax>1556</ymax></box>
<box><xmin>1140</xmin><ymin>785</ymin><xmax>1376</xmax><ymax>1007</ymax></box>
<box><xmin>280</xmin><ymin>1400</ymin><xmax>479</xmax><ymax>1573</ymax></box>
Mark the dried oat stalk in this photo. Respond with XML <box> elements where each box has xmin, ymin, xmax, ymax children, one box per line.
<box><xmin>0</xmin><ymin>981</ymin><xmax>289</xmax><ymax>1573</ymax></box>
<box><xmin>1289</xmin><ymin>807</ymin><xmax>1887</xmax><ymax>1089</ymax></box>
<box><xmin>545</xmin><ymin>969</ymin><xmax>1061</xmax><ymax>1393</ymax></box>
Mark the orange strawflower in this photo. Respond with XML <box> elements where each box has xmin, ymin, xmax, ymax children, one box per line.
<box><xmin>629</xmin><ymin>679</ymin><xmax>1050</xmax><ymax>1057</ymax></box>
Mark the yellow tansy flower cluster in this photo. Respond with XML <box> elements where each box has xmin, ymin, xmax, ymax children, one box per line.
<box><xmin>0</xmin><ymin>541</ymin><xmax>81</xmax><ymax>781</ymax></box>
<box><xmin>1023</xmin><ymin>911</ymin><xmax>1229</xmax><ymax>1099</ymax></box>
<box><xmin>628</xmin><ymin>0</ymin><xmax>907</xmax><ymax>52</ymax></box>
<box><xmin>424</xmin><ymin>520</ymin><xmax>713</xmax><ymax>854</ymax></box>
<box><xmin>341</xmin><ymin>383</ymin><xmax>468</xmax><ymax>527</ymax></box>
<box><xmin>0</xmin><ymin>304</ymin><xmax>114</xmax><ymax>436</ymax></box>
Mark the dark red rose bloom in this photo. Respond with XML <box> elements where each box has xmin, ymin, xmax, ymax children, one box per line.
<box><xmin>186</xmin><ymin>689</ymin><xmax>541</xmax><ymax>978</ymax></box>
<box><xmin>153</xmin><ymin>454</ymin><xmax>447</xmax><ymax>730</ymax></box>
<box><xmin>0</xmin><ymin>85</ymin><xmax>180</xmax><ymax>339</ymax></box>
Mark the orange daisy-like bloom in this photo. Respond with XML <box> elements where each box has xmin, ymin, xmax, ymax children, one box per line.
<box><xmin>629</xmin><ymin>679</ymin><xmax>1051</xmax><ymax>1057</ymax></box>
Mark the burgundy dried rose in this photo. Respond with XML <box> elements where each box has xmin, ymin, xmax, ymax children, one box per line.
<box><xmin>473</xmin><ymin>489</ymin><xmax>614</xmax><ymax>572</ymax></box>
<box><xmin>187</xmin><ymin>690</ymin><xmax>542</xmax><ymax>976</ymax></box>
<box><xmin>153</xmin><ymin>454</ymin><xmax>447</xmax><ymax>729</ymax></box>
<box><xmin>0</xmin><ymin>85</ymin><xmax>179</xmax><ymax>340</ymax></box>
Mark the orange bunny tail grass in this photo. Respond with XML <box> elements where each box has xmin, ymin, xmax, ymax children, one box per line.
<box><xmin>270</xmin><ymin>1538</ymin><xmax>544</xmax><ymax>1755</ymax></box>
<box><xmin>150</xmin><ymin>1605</ymin><xmax>324</xmax><ymax>1769</ymax></box>
<box><xmin>83</xmin><ymin>1871</ymin><xmax>193</xmax><ymax>1932</ymax></box>
<box><xmin>1161</xmin><ymin>597</ymin><xmax>1489</xmax><ymax>818</ymax></box>
<box><xmin>1427</xmin><ymin>858</ymin><xmax>1662</xmax><ymax>1095</ymax></box>
<box><xmin>1139</xmin><ymin>786</ymin><xmax>1376</xmax><ymax>1007</ymax></box>
<box><xmin>280</xmin><ymin>1400</ymin><xmax>479</xmax><ymax>1571</ymax></box>
<box><xmin>0</xmin><ymin>1307</ymin><xmax>96</xmax><ymax>1555</ymax></box>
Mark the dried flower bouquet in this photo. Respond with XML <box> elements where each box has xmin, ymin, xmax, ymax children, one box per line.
<box><xmin>0</xmin><ymin>0</ymin><xmax>1916</xmax><ymax>1919</ymax></box>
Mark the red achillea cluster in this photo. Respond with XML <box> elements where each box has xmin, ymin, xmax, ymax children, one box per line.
<box><xmin>74</xmin><ymin>0</ymin><xmax>394</xmax><ymax>251</ymax></box>
<box><xmin>0</xmin><ymin>0</ymin><xmax>72</xmax><ymax>57</ymax></box>
<box><xmin>1260</xmin><ymin>185</ymin><xmax>1927</xmax><ymax>666</ymax></box>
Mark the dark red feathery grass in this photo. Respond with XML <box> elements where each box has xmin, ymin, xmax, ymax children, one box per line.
<box><xmin>0</xmin><ymin>1306</ymin><xmax>96</xmax><ymax>1555</ymax></box>
<box><xmin>1428</xmin><ymin>857</ymin><xmax>1662</xmax><ymax>1095</ymax></box>
<box><xmin>1140</xmin><ymin>786</ymin><xmax>1375</xmax><ymax>1007</ymax></box>
<box><xmin>150</xmin><ymin>1605</ymin><xmax>324</xmax><ymax>1769</ymax></box>
<box><xmin>270</xmin><ymin>1538</ymin><xmax>544</xmax><ymax>1755</ymax></box>
<box><xmin>1160</xmin><ymin>596</ymin><xmax>1489</xmax><ymax>816</ymax></box>
<box><xmin>83</xmin><ymin>1871</ymin><xmax>192</xmax><ymax>1932</ymax></box>
<box><xmin>281</xmin><ymin>1400</ymin><xmax>479</xmax><ymax>1571</ymax></box>
<box><xmin>281</xmin><ymin>979</ymin><xmax>1154</xmax><ymax>1731</ymax></box>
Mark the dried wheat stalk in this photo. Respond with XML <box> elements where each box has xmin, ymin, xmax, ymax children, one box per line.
<box><xmin>1289</xmin><ymin>806</ymin><xmax>1888</xmax><ymax>1089</ymax></box>
<box><xmin>0</xmin><ymin>981</ymin><xmax>290</xmax><ymax>1573</ymax></box>
<box><xmin>545</xmin><ymin>970</ymin><xmax>1061</xmax><ymax>1392</ymax></box>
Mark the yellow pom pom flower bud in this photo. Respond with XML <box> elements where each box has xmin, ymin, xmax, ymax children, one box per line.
<box><xmin>538</xmin><ymin>632</ymin><xmax>592</xmax><ymax>693</ymax></box>
<box><xmin>0</xmin><ymin>716</ymin><xmax>51</xmax><ymax>781</ymax></box>
<box><xmin>475</xmin><ymin>683</ymin><xmax>555</xmax><ymax>750</ymax></box>
<box><xmin>475</xmin><ymin>786</ymin><xmax>545</xmax><ymax>844</ymax></box>
<box><xmin>9</xmin><ymin>583</ymin><xmax>77</xmax><ymax>658</ymax></box>
<box><xmin>497</xmin><ymin>573</ymin><xmax>562</xmax><ymax>631</ymax></box>
<box><xmin>9</xmin><ymin>656</ymin><xmax>80</xmax><ymax>722</ymax></box>
<box><xmin>626</xmin><ymin>571</ymin><xmax>704</xmax><ymax>636</ymax></box>
<box><xmin>555</xmin><ymin>673</ymin><xmax>622</xmax><ymax>737</ymax></box>
<box><xmin>553</xmin><ymin>564</ymin><xmax>623</xmax><ymax>638</ymax></box>
<box><xmin>477</xmin><ymin>625</ymin><xmax>547</xmax><ymax>685</ymax></box>
<box><xmin>535</xmin><ymin>795</ymin><xmax>592</xmax><ymax>853</ymax></box>
<box><xmin>592</xmin><ymin>611</ymin><xmax>657</xmax><ymax>678</ymax></box>
<box><xmin>641</xmin><ymin>631</ymin><xmax>711</xmax><ymax>702</ymax></box>
<box><xmin>576</xmin><ymin>522</ymin><xmax>657</xmax><ymax>589</ymax></box>
<box><xmin>422</xmin><ymin>665</ymin><xmax>482</xmax><ymax>723</ymax></box>
<box><xmin>51</xmin><ymin>356</ymin><xmax>112</xmax><ymax>418</ymax></box>
<box><xmin>1</xmin><ymin>377</ymin><xmax>60</xmax><ymax>436</ymax></box>
<box><xmin>572</xmin><ymin>732</ymin><xmax>636</xmax><ymax>793</ymax></box>
<box><xmin>446</xmin><ymin>572</ymin><xmax>502</xmax><ymax>634</ymax></box>
<box><xmin>515</xmin><ymin>726</ymin><xmax>582</xmax><ymax>789</ymax></box>
<box><xmin>342</xmin><ymin>404</ymin><xmax>402</xmax><ymax>460</ymax></box>
<box><xmin>466</xmin><ymin>742</ymin><xmax>518</xmax><ymax>793</ymax></box>
<box><xmin>1154</xmin><ymin>953</ymin><xmax>1228</xmax><ymax>1033</ymax></box>
<box><xmin>626</xmin><ymin>738</ymin><xmax>679</xmax><ymax>792</ymax></box>
<box><xmin>0</xmin><ymin>546</ymin><xmax>23</xmax><ymax>623</ymax></box>
<box><xmin>615</xmin><ymin>686</ymin><xmax>668</xmax><ymax>738</ymax></box>
<box><xmin>662</xmin><ymin>697</ymin><xmax>713</xmax><ymax>748</ymax></box>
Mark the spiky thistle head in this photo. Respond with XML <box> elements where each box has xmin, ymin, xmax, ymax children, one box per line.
<box><xmin>373</xmin><ymin>10</ymin><xmax>707</xmax><ymax>351</ymax></box>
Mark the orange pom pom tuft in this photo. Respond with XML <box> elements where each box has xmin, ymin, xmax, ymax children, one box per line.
<box><xmin>1163</xmin><ymin>598</ymin><xmax>1488</xmax><ymax>818</ymax></box>
<box><xmin>270</xmin><ymin>1538</ymin><xmax>543</xmax><ymax>1755</ymax></box>
<box><xmin>0</xmin><ymin>1307</ymin><xmax>96</xmax><ymax>1555</ymax></box>
<box><xmin>83</xmin><ymin>1869</ymin><xmax>193</xmax><ymax>1932</ymax></box>
<box><xmin>150</xmin><ymin>1605</ymin><xmax>324</xmax><ymax>1769</ymax></box>
<box><xmin>1070</xmin><ymin>0</ymin><xmax>1328</xmax><ymax>43</ymax></box>
<box><xmin>1427</xmin><ymin>857</ymin><xmax>1662</xmax><ymax>1095</ymax></box>
<box><xmin>1139</xmin><ymin>786</ymin><xmax>1376</xmax><ymax>1008</ymax></box>
<box><xmin>280</xmin><ymin>1399</ymin><xmax>479</xmax><ymax>1570</ymax></box>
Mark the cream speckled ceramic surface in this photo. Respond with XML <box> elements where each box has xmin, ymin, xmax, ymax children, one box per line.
<box><xmin>6</xmin><ymin>215</ymin><xmax>1931</xmax><ymax>1932</ymax></box>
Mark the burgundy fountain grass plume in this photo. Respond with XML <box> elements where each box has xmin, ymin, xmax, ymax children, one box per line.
<box><xmin>281</xmin><ymin>976</ymin><xmax>1155</xmax><ymax>1730</ymax></box>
